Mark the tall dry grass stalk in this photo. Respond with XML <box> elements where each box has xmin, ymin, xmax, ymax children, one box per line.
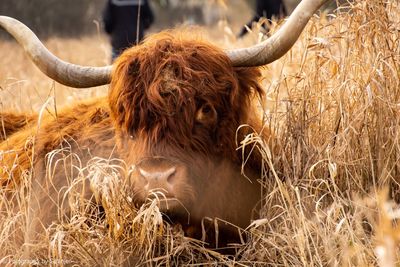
<box><xmin>0</xmin><ymin>0</ymin><xmax>399</xmax><ymax>265</ymax></box>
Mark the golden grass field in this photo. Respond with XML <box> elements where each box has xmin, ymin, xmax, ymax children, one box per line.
<box><xmin>1</xmin><ymin>0</ymin><xmax>400</xmax><ymax>265</ymax></box>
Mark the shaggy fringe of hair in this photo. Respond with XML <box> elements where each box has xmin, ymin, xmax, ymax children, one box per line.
<box><xmin>109</xmin><ymin>30</ymin><xmax>264</xmax><ymax>163</ymax></box>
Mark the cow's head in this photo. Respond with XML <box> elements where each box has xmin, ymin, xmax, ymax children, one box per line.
<box><xmin>108</xmin><ymin>32</ymin><xmax>263</xmax><ymax>215</ymax></box>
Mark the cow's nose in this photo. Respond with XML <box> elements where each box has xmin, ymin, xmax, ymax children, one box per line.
<box><xmin>134</xmin><ymin>157</ymin><xmax>183</xmax><ymax>196</ymax></box>
<box><xmin>131</xmin><ymin>157</ymin><xmax>191</xmax><ymax>210</ymax></box>
<box><xmin>138</xmin><ymin>166</ymin><xmax>176</xmax><ymax>184</ymax></box>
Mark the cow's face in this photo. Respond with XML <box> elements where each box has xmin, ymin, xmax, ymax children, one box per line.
<box><xmin>108</xmin><ymin>32</ymin><xmax>263</xmax><ymax>218</ymax></box>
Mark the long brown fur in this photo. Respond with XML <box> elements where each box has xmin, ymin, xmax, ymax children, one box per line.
<box><xmin>109</xmin><ymin>32</ymin><xmax>264</xmax><ymax>164</ymax></box>
<box><xmin>0</xmin><ymin>112</ymin><xmax>36</xmax><ymax>141</ymax></box>
<box><xmin>0</xmin><ymin>30</ymin><xmax>270</xmax><ymax>252</ymax></box>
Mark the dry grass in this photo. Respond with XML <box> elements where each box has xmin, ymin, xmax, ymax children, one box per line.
<box><xmin>1</xmin><ymin>0</ymin><xmax>400</xmax><ymax>265</ymax></box>
<box><xmin>0</xmin><ymin>35</ymin><xmax>110</xmax><ymax>111</ymax></box>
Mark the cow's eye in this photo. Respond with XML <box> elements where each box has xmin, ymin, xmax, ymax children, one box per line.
<box><xmin>195</xmin><ymin>102</ymin><xmax>217</xmax><ymax>127</ymax></box>
<box><xmin>202</xmin><ymin>104</ymin><xmax>212</xmax><ymax>114</ymax></box>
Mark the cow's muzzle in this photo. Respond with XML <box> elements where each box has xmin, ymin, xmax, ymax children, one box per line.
<box><xmin>129</xmin><ymin>157</ymin><xmax>192</xmax><ymax>211</ymax></box>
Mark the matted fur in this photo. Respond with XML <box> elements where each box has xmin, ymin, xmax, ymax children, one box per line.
<box><xmin>110</xmin><ymin>31</ymin><xmax>265</xmax><ymax>163</ymax></box>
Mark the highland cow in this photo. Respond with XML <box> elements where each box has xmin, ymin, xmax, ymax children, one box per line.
<box><xmin>0</xmin><ymin>0</ymin><xmax>328</xmax><ymax>253</ymax></box>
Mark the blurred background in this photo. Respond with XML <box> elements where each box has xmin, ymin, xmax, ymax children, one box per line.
<box><xmin>0</xmin><ymin>0</ymin><xmax>306</xmax><ymax>39</ymax></box>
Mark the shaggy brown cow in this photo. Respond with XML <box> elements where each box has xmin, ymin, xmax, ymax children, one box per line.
<box><xmin>0</xmin><ymin>0</ymin><xmax>328</xmax><ymax>253</ymax></box>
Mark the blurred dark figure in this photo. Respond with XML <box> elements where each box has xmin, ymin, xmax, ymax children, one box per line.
<box><xmin>103</xmin><ymin>0</ymin><xmax>154</xmax><ymax>61</ymax></box>
<box><xmin>238</xmin><ymin>0</ymin><xmax>286</xmax><ymax>37</ymax></box>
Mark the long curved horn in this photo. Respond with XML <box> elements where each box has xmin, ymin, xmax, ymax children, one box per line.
<box><xmin>227</xmin><ymin>0</ymin><xmax>329</xmax><ymax>67</ymax></box>
<box><xmin>0</xmin><ymin>16</ymin><xmax>111</xmax><ymax>88</ymax></box>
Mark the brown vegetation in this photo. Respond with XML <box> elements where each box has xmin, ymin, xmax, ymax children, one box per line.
<box><xmin>0</xmin><ymin>0</ymin><xmax>399</xmax><ymax>265</ymax></box>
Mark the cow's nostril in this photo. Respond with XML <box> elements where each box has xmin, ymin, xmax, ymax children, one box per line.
<box><xmin>165</xmin><ymin>167</ymin><xmax>176</xmax><ymax>183</ymax></box>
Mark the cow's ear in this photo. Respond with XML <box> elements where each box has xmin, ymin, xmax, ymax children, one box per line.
<box><xmin>109</xmin><ymin>56</ymin><xmax>143</xmax><ymax>136</ymax></box>
<box><xmin>235</xmin><ymin>67</ymin><xmax>264</xmax><ymax>100</ymax></box>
